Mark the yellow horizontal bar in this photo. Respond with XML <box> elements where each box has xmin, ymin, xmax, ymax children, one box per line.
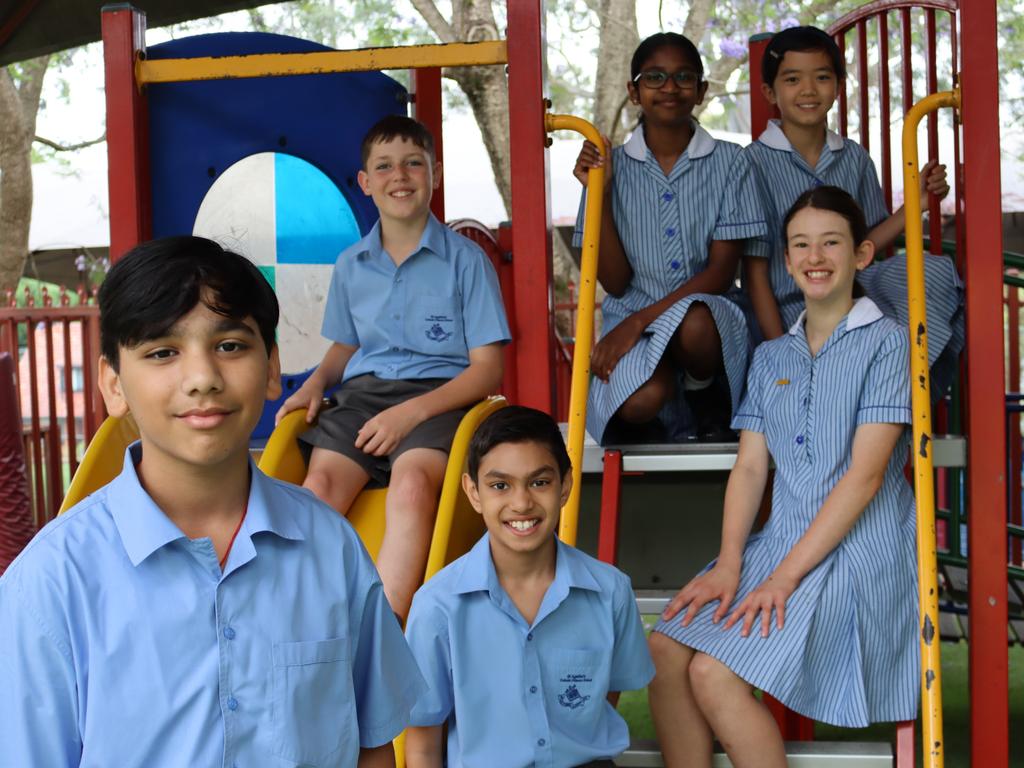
<box><xmin>137</xmin><ymin>40</ymin><xmax>508</xmax><ymax>85</ymax></box>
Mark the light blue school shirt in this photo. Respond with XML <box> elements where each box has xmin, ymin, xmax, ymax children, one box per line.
<box><xmin>0</xmin><ymin>444</ymin><xmax>425</xmax><ymax>768</ymax></box>
<box><xmin>744</xmin><ymin>120</ymin><xmax>890</xmax><ymax>325</ymax></box>
<box><xmin>405</xmin><ymin>533</ymin><xmax>654</xmax><ymax>768</ymax></box>
<box><xmin>322</xmin><ymin>213</ymin><xmax>510</xmax><ymax>382</ymax></box>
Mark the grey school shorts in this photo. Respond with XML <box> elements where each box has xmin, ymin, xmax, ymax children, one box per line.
<box><xmin>298</xmin><ymin>374</ymin><xmax>466</xmax><ymax>487</ymax></box>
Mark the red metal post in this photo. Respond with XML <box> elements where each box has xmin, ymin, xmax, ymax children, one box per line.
<box><xmin>412</xmin><ymin>67</ymin><xmax>445</xmax><ymax>223</ymax></box>
<box><xmin>926</xmin><ymin>9</ymin><xmax>942</xmax><ymax>254</ymax></box>
<box><xmin>879</xmin><ymin>12</ymin><xmax>893</xmax><ymax>214</ymax></box>
<box><xmin>0</xmin><ymin>352</ymin><xmax>34</xmax><ymax>573</ymax></box>
<box><xmin>894</xmin><ymin>720</ymin><xmax>915</xmax><ymax>768</ymax></box>
<box><xmin>102</xmin><ymin>5</ymin><xmax>150</xmax><ymax>262</ymax></box>
<box><xmin>960</xmin><ymin>0</ymin><xmax>1010</xmax><ymax>762</ymax></box>
<box><xmin>597</xmin><ymin>450</ymin><xmax>623</xmax><ymax>565</ymax></box>
<box><xmin>900</xmin><ymin>8</ymin><xmax>913</xmax><ymax>114</ymax></box>
<box><xmin>857</xmin><ymin>19</ymin><xmax>869</xmax><ymax>151</ymax></box>
<box><xmin>1010</xmin><ymin>287</ymin><xmax>1022</xmax><ymax>565</ymax></box>
<box><xmin>836</xmin><ymin>32</ymin><xmax>848</xmax><ymax>137</ymax></box>
<box><xmin>506</xmin><ymin>0</ymin><xmax>555</xmax><ymax>412</ymax></box>
<box><xmin>747</xmin><ymin>34</ymin><xmax>778</xmax><ymax>138</ymax></box>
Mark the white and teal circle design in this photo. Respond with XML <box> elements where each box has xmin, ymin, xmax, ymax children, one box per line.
<box><xmin>193</xmin><ymin>152</ymin><xmax>362</xmax><ymax>373</ymax></box>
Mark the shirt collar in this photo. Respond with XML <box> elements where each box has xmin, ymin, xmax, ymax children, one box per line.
<box><xmin>788</xmin><ymin>296</ymin><xmax>884</xmax><ymax>336</ymax></box>
<box><xmin>759</xmin><ymin>119</ymin><xmax>844</xmax><ymax>153</ymax></box>
<box><xmin>356</xmin><ymin>213</ymin><xmax>448</xmax><ymax>262</ymax></box>
<box><xmin>623</xmin><ymin>119</ymin><xmax>716</xmax><ymax>162</ymax></box>
<box><xmin>452</xmin><ymin>532</ymin><xmax>601</xmax><ymax>596</ymax></box>
<box><xmin>107</xmin><ymin>442</ymin><xmax>303</xmax><ymax>567</ymax></box>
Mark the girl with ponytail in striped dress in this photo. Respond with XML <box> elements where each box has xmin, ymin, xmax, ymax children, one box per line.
<box><xmin>648</xmin><ymin>187</ymin><xmax>919</xmax><ymax>768</ymax></box>
<box><xmin>572</xmin><ymin>32</ymin><xmax>766</xmax><ymax>443</ymax></box>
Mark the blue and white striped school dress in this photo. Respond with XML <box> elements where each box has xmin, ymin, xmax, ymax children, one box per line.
<box><xmin>573</xmin><ymin>123</ymin><xmax>766</xmax><ymax>443</ymax></box>
<box><xmin>744</xmin><ymin>120</ymin><xmax>963</xmax><ymax>394</ymax></box>
<box><xmin>654</xmin><ymin>298</ymin><xmax>919</xmax><ymax>727</ymax></box>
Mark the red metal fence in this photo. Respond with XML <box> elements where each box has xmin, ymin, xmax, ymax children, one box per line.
<box><xmin>0</xmin><ymin>286</ymin><xmax>104</xmax><ymax>528</ymax></box>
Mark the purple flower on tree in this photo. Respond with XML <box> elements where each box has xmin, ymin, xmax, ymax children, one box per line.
<box><xmin>720</xmin><ymin>38</ymin><xmax>747</xmax><ymax>58</ymax></box>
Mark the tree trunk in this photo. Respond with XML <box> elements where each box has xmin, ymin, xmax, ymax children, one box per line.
<box><xmin>0</xmin><ymin>57</ymin><xmax>49</xmax><ymax>294</ymax></box>
<box><xmin>591</xmin><ymin>0</ymin><xmax>639</xmax><ymax>144</ymax></box>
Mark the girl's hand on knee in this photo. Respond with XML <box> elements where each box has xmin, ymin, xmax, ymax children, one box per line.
<box><xmin>662</xmin><ymin>564</ymin><xmax>739</xmax><ymax>626</ymax></box>
<box><xmin>572</xmin><ymin>136</ymin><xmax>612</xmax><ymax>187</ymax></box>
<box><xmin>592</xmin><ymin>314</ymin><xmax>645</xmax><ymax>381</ymax></box>
<box><xmin>723</xmin><ymin>572</ymin><xmax>797</xmax><ymax>638</ymax></box>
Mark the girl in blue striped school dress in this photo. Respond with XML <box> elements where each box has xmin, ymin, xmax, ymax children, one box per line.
<box><xmin>573</xmin><ymin>33</ymin><xmax>766</xmax><ymax>443</ymax></box>
<box><xmin>648</xmin><ymin>187</ymin><xmax>918</xmax><ymax>768</ymax></box>
<box><xmin>743</xmin><ymin>26</ymin><xmax>962</xmax><ymax>395</ymax></box>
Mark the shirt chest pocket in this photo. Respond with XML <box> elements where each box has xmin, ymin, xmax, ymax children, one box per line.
<box><xmin>271</xmin><ymin>637</ymin><xmax>356</xmax><ymax>766</ymax></box>
<box><xmin>404</xmin><ymin>294</ymin><xmax>464</xmax><ymax>356</ymax></box>
<box><xmin>541</xmin><ymin>648</ymin><xmax>608</xmax><ymax>721</ymax></box>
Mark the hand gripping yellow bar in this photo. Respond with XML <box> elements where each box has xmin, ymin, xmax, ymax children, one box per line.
<box><xmin>902</xmin><ymin>86</ymin><xmax>960</xmax><ymax>768</ymax></box>
<box><xmin>543</xmin><ymin>113</ymin><xmax>604</xmax><ymax>546</ymax></box>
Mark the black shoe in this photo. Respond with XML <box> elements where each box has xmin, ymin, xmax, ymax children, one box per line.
<box><xmin>684</xmin><ymin>381</ymin><xmax>737</xmax><ymax>443</ymax></box>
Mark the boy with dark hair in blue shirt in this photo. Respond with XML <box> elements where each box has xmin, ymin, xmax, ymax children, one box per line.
<box><xmin>404</xmin><ymin>406</ymin><xmax>654</xmax><ymax>768</ymax></box>
<box><xmin>277</xmin><ymin>115</ymin><xmax>510</xmax><ymax>622</ymax></box>
<box><xmin>0</xmin><ymin>236</ymin><xmax>424</xmax><ymax>767</ymax></box>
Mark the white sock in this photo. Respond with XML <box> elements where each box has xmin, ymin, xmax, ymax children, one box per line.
<box><xmin>683</xmin><ymin>372</ymin><xmax>713</xmax><ymax>391</ymax></box>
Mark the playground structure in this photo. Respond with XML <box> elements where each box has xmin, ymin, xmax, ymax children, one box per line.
<box><xmin>0</xmin><ymin>0</ymin><xmax>1017</xmax><ymax>765</ymax></box>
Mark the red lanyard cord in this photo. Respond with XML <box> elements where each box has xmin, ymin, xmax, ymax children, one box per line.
<box><xmin>219</xmin><ymin>505</ymin><xmax>248</xmax><ymax>570</ymax></box>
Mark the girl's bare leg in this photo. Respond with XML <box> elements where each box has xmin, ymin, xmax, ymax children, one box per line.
<box><xmin>648</xmin><ymin>633</ymin><xmax>714</xmax><ymax>768</ymax></box>
<box><xmin>689</xmin><ymin>652</ymin><xmax>787</xmax><ymax>768</ymax></box>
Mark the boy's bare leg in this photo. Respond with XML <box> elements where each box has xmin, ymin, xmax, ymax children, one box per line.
<box><xmin>380</xmin><ymin>448</ymin><xmax>448</xmax><ymax>621</ymax></box>
<box><xmin>304</xmin><ymin>448</ymin><xmax>371</xmax><ymax>514</ymax></box>
<box><xmin>689</xmin><ymin>652</ymin><xmax>787</xmax><ymax>768</ymax></box>
<box><xmin>648</xmin><ymin>633</ymin><xmax>714</xmax><ymax>768</ymax></box>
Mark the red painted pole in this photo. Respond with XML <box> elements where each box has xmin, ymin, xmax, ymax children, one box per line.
<box><xmin>102</xmin><ymin>4</ymin><xmax>150</xmax><ymax>262</ymax></box>
<box><xmin>0</xmin><ymin>352</ymin><xmax>34</xmax><ymax>573</ymax></box>
<box><xmin>597</xmin><ymin>450</ymin><xmax>622</xmax><ymax>565</ymax></box>
<box><xmin>506</xmin><ymin>0</ymin><xmax>554</xmax><ymax>412</ymax></box>
<box><xmin>960</xmin><ymin>0</ymin><xmax>1010</xmax><ymax>763</ymax></box>
<box><xmin>412</xmin><ymin>67</ymin><xmax>445</xmax><ymax>222</ymax></box>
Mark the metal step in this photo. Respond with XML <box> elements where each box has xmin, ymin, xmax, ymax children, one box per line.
<box><xmin>617</xmin><ymin>740</ymin><xmax>892</xmax><ymax>767</ymax></box>
<box><xmin>635</xmin><ymin>589</ymin><xmax>674</xmax><ymax>616</ymax></box>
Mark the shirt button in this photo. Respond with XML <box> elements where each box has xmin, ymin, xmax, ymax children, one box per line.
<box><xmin>526</xmin><ymin>632</ymin><xmax>533</xmax><ymax>641</ymax></box>
<box><xmin>223</xmin><ymin>626</ymin><xmax>236</xmax><ymax>640</ymax></box>
<box><xmin>530</xmin><ymin>685</ymin><xmax>538</xmax><ymax>693</ymax></box>
<box><xmin>538</xmin><ymin>738</ymin><xmax>546</xmax><ymax>747</ymax></box>
<box><xmin>662</xmin><ymin>192</ymin><xmax>674</xmax><ymax>202</ymax></box>
<box><xmin>670</xmin><ymin>260</ymin><xmax>681</xmax><ymax>270</ymax></box>
<box><xmin>665</xmin><ymin>227</ymin><xmax>676</xmax><ymax>237</ymax></box>
<box><xmin>795</xmin><ymin>435</ymin><xmax>804</xmax><ymax>445</ymax></box>
<box><xmin>227</xmin><ymin>697</ymin><xmax>238</xmax><ymax>711</ymax></box>
<box><xmin>392</xmin><ymin>313</ymin><xmax>399</xmax><ymax>320</ymax></box>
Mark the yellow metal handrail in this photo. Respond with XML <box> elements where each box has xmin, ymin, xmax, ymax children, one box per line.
<box><xmin>902</xmin><ymin>86</ymin><xmax>960</xmax><ymax>768</ymax></box>
<box><xmin>137</xmin><ymin>40</ymin><xmax>508</xmax><ymax>85</ymax></box>
<box><xmin>543</xmin><ymin>113</ymin><xmax>604</xmax><ymax>546</ymax></box>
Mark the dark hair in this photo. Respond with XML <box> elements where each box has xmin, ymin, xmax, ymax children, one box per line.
<box><xmin>467</xmin><ymin>406</ymin><xmax>572</xmax><ymax>482</ymax></box>
<box><xmin>99</xmin><ymin>236</ymin><xmax>278</xmax><ymax>370</ymax></box>
<box><xmin>630</xmin><ymin>32</ymin><xmax>705</xmax><ymax>81</ymax></box>
<box><xmin>783</xmin><ymin>185</ymin><xmax>868</xmax><ymax>246</ymax></box>
<box><xmin>360</xmin><ymin>114</ymin><xmax>436</xmax><ymax>168</ymax></box>
<box><xmin>762</xmin><ymin>26</ymin><xmax>846</xmax><ymax>85</ymax></box>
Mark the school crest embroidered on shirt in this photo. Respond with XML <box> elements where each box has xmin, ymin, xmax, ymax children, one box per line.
<box><xmin>424</xmin><ymin>312</ymin><xmax>454</xmax><ymax>343</ymax></box>
<box><xmin>557</xmin><ymin>683</ymin><xmax>590</xmax><ymax>710</ymax></box>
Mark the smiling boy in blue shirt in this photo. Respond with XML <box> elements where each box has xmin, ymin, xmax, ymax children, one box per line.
<box><xmin>0</xmin><ymin>237</ymin><xmax>424</xmax><ymax>767</ymax></box>
<box><xmin>277</xmin><ymin>115</ymin><xmax>510</xmax><ymax>622</ymax></box>
<box><xmin>403</xmin><ymin>406</ymin><xmax>654</xmax><ymax>768</ymax></box>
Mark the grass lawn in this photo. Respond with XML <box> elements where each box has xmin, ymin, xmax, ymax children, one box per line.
<box><xmin>619</xmin><ymin>640</ymin><xmax>1024</xmax><ymax>766</ymax></box>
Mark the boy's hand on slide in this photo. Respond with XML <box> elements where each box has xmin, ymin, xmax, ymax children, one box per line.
<box><xmin>661</xmin><ymin>564</ymin><xmax>740</xmax><ymax>627</ymax></box>
<box><xmin>920</xmin><ymin>159</ymin><xmax>950</xmax><ymax>200</ymax></box>
<box><xmin>591</xmin><ymin>314</ymin><xmax>644</xmax><ymax>381</ymax></box>
<box><xmin>722</xmin><ymin>571</ymin><xmax>797</xmax><ymax>639</ymax></box>
<box><xmin>356</xmin><ymin>401</ymin><xmax>422</xmax><ymax>457</ymax></box>
<box><xmin>275</xmin><ymin>378</ymin><xmax>325</xmax><ymax>425</ymax></box>
<box><xmin>572</xmin><ymin>136</ymin><xmax>612</xmax><ymax>187</ymax></box>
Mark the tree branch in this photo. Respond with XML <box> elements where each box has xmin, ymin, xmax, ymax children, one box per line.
<box><xmin>408</xmin><ymin>0</ymin><xmax>456</xmax><ymax>44</ymax></box>
<box><xmin>34</xmin><ymin>133</ymin><xmax>106</xmax><ymax>152</ymax></box>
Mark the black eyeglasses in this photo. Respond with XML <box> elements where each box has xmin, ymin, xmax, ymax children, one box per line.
<box><xmin>632</xmin><ymin>70</ymin><xmax>701</xmax><ymax>90</ymax></box>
